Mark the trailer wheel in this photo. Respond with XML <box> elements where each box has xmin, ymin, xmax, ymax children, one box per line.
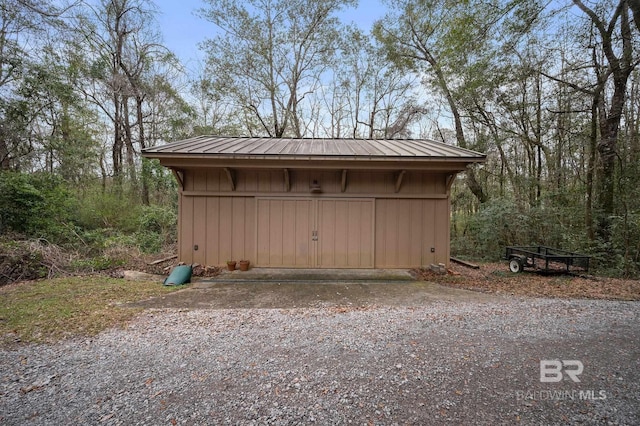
<box><xmin>509</xmin><ymin>258</ymin><xmax>523</xmax><ymax>273</ymax></box>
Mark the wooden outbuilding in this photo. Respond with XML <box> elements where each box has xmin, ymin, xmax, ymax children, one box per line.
<box><xmin>142</xmin><ymin>136</ymin><xmax>485</xmax><ymax>269</ymax></box>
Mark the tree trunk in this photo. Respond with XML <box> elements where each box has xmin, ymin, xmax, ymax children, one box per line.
<box><xmin>112</xmin><ymin>93</ymin><xmax>123</xmax><ymax>180</ymax></box>
<box><xmin>573</xmin><ymin>0</ymin><xmax>637</xmax><ymax>244</ymax></box>
<box><xmin>595</xmin><ymin>82</ymin><xmax>626</xmax><ymax>241</ymax></box>
<box><xmin>0</xmin><ymin>139</ymin><xmax>10</xmax><ymax>170</ymax></box>
<box><xmin>137</xmin><ymin>95</ymin><xmax>150</xmax><ymax>205</ymax></box>
<box><xmin>123</xmin><ymin>98</ymin><xmax>136</xmax><ymax>183</ymax></box>
<box><xmin>430</xmin><ymin>58</ymin><xmax>487</xmax><ymax>203</ymax></box>
<box><xmin>585</xmin><ymin>95</ymin><xmax>598</xmax><ymax>241</ymax></box>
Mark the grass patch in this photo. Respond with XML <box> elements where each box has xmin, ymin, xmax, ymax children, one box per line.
<box><xmin>0</xmin><ymin>277</ymin><xmax>180</xmax><ymax>345</ymax></box>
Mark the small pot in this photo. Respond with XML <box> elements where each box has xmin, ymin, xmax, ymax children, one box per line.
<box><xmin>238</xmin><ymin>260</ymin><xmax>250</xmax><ymax>271</ymax></box>
<box><xmin>226</xmin><ymin>261</ymin><xmax>236</xmax><ymax>271</ymax></box>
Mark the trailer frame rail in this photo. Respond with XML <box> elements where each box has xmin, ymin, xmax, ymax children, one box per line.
<box><xmin>504</xmin><ymin>246</ymin><xmax>590</xmax><ymax>274</ymax></box>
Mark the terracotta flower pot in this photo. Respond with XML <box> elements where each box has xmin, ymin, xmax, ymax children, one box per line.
<box><xmin>226</xmin><ymin>261</ymin><xmax>236</xmax><ymax>271</ymax></box>
<box><xmin>238</xmin><ymin>260</ymin><xmax>250</xmax><ymax>271</ymax></box>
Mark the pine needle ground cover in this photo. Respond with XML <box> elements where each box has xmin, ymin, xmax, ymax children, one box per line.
<box><xmin>417</xmin><ymin>263</ymin><xmax>640</xmax><ymax>301</ymax></box>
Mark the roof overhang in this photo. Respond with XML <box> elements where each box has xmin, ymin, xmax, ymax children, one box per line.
<box><xmin>147</xmin><ymin>155</ymin><xmax>481</xmax><ymax>173</ymax></box>
<box><xmin>142</xmin><ymin>136</ymin><xmax>486</xmax><ymax>173</ymax></box>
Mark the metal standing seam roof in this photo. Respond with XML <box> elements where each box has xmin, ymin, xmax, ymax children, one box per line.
<box><xmin>141</xmin><ymin>136</ymin><xmax>486</xmax><ymax>160</ymax></box>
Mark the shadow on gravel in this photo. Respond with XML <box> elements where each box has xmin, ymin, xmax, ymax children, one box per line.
<box><xmin>128</xmin><ymin>280</ymin><xmax>503</xmax><ymax>309</ymax></box>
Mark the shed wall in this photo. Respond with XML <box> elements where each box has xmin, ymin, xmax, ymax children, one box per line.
<box><xmin>179</xmin><ymin>196</ymin><xmax>255</xmax><ymax>265</ymax></box>
<box><xmin>374</xmin><ymin>199</ymin><xmax>449</xmax><ymax>268</ymax></box>
<box><xmin>182</xmin><ymin>169</ymin><xmax>447</xmax><ymax>195</ymax></box>
<box><xmin>178</xmin><ymin>168</ymin><xmax>451</xmax><ymax>268</ymax></box>
<box><xmin>256</xmin><ymin>198</ymin><xmax>313</xmax><ymax>267</ymax></box>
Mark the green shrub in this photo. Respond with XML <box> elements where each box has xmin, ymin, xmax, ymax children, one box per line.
<box><xmin>450</xmin><ymin>194</ymin><xmax>640</xmax><ymax>276</ymax></box>
<box><xmin>137</xmin><ymin>205</ymin><xmax>176</xmax><ymax>237</ymax></box>
<box><xmin>609</xmin><ymin>212</ymin><xmax>640</xmax><ymax>277</ymax></box>
<box><xmin>75</xmin><ymin>187</ymin><xmax>141</xmax><ymax>232</ymax></box>
<box><xmin>452</xmin><ymin>198</ymin><xmax>579</xmax><ymax>261</ymax></box>
<box><xmin>78</xmin><ymin>228</ymin><xmax>137</xmax><ymax>254</ymax></box>
<box><xmin>0</xmin><ymin>171</ymin><xmax>77</xmax><ymax>242</ymax></box>
<box><xmin>452</xmin><ymin>198</ymin><xmax>526</xmax><ymax>259</ymax></box>
<box><xmin>75</xmin><ymin>198</ymin><xmax>176</xmax><ymax>255</ymax></box>
<box><xmin>135</xmin><ymin>205</ymin><xmax>177</xmax><ymax>253</ymax></box>
<box><xmin>135</xmin><ymin>231</ymin><xmax>164</xmax><ymax>254</ymax></box>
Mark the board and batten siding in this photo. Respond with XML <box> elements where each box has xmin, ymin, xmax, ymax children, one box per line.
<box><xmin>317</xmin><ymin>199</ymin><xmax>374</xmax><ymax>268</ymax></box>
<box><xmin>374</xmin><ymin>199</ymin><xmax>449</xmax><ymax>268</ymax></box>
<box><xmin>178</xmin><ymin>168</ymin><xmax>451</xmax><ymax>267</ymax></box>
<box><xmin>179</xmin><ymin>196</ymin><xmax>255</xmax><ymax>265</ymax></box>
<box><xmin>256</xmin><ymin>199</ymin><xmax>313</xmax><ymax>267</ymax></box>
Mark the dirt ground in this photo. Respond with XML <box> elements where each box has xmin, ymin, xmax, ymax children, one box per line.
<box><xmin>416</xmin><ymin>262</ymin><xmax>640</xmax><ymax>301</ymax></box>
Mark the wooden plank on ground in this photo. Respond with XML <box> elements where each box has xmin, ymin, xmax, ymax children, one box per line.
<box><xmin>450</xmin><ymin>257</ymin><xmax>480</xmax><ymax>269</ymax></box>
<box><xmin>147</xmin><ymin>255</ymin><xmax>178</xmax><ymax>265</ymax></box>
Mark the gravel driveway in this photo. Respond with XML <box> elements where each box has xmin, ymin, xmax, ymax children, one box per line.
<box><xmin>1</xmin><ymin>297</ymin><xmax>639</xmax><ymax>425</ymax></box>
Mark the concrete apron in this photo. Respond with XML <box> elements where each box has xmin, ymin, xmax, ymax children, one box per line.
<box><xmin>131</xmin><ymin>268</ymin><xmax>502</xmax><ymax>310</ymax></box>
<box><xmin>199</xmin><ymin>268</ymin><xmax>416</xmax><ymax>283</ymax></box>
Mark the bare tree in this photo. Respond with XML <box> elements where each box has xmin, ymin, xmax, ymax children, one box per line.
<box><xmin>0</xmin><ymin>0</ymin><xmax>70</xmax><ymax>170</ymax></box>
<box><xmin>73</xmin><ymin>0</ymin><xmax>186</xmax><ymax>201</ymax></box>
<box><xmin>374</xmin><ymin>0</ymin><xmax>492</xmax><ymax>202</ymax></box>
<box><xmin>336</xmin><ymin>27</ymin><xmax>423</xmax><ymax>139</ymax></box>
<box><xmin>572</xmin><ymin>0</ymin><xmax>639</xmax><ymax>242</ymax></box>
<box><xmin>198</xmin><ymin>0</ymin><xmax>356</xmax><ymax>138</ymax></box>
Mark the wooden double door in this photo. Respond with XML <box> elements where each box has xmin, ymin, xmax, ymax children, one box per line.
<box><xmin>256</xmin><ymin>198</ymin><xmax>374</xmax><ymax>268</ymax></box>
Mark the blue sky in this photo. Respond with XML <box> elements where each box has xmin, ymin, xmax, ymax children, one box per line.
<box><xmin>154</xmin><ymin>0</ymin><xmax>387</xmax><ymax>72</ymax></box>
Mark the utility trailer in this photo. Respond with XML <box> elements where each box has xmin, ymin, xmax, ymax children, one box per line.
<box><xmin>504</xmin><ymin>246</ymin><xmax>590</xmax><ymax>274</ymax></box>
